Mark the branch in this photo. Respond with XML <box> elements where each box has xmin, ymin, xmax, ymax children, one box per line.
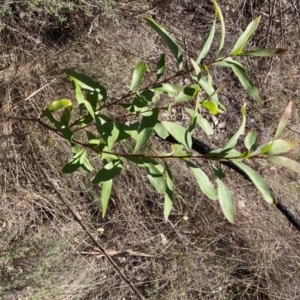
<box><xmin>163</xmin><ymin>134</ymin><xmax>300</xmax><ymax>232</ymax></box>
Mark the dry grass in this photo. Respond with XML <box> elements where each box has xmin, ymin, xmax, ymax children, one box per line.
<box><xmin>1</xmin><ymin>0</ymin><xmax>300</xmax><ymax>299</ymax></box>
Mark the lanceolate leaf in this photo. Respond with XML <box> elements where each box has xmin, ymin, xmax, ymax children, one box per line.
<box><xmin>164</xmin><ymin>163</ymin><xmax>174</xmax><ymax>220</ymax></box>
<box><xmin>92</xmin><ymin>159</ymin><xmax>124</xmax><ymax>184</ymax></box>
<box><xmin>196</xmin><ymin>114</ymin><xmax>214</xmax><ymax>135</ymax></box>
<box><xmin>41</xmin><ymin>99</ymin><xmax>73</xmax><ymax>117</ymax></box>
<box><xmin>186</xmin><ymin>161</ymin><xmax>218</xmax><ymax>200</ymax></box>
<box><xmin>191</xmin><ymin>59</ymin><xmax>201</xmax><ymax>81</ymax></box>
<box><xmin>199</xmin><ymin>78</ymin><xmax>226</xmax><ymax>111</ymax></box>
<box><xmin>274</xmin><ymin>101</ymin><xmax>292</xmax><ymax>139</ymax></box>
<box><xmin>233</xmin><ymin>161</ymin><xmax>274</xmax><ymax>204</ymax></box>
<box><xmin>196</xmin><ymin>19</ymin><xmax>216</xmax><ymax>63</ymax></box>
<box><xmin>213</xmin><ymin>58</ymin><xmax>261</xmax><ymax>103</ymax></box>
<box><xmin>115</xmin><ymin>122</ymin><xmax>139</xmax><ymax>141</ymax></box>
<box><xmin>134</xmin><ymin>108</ymin><xmax>159</xmax><ymax>152</ymax></box>
<box><xmin>267</xmin><ymin>156</ymin><xmax>300</xmax><ymax>174</ymax></box>
<box><xmin>245</xmin><ymin>130</ymin><xmax>257</xmax><ymax>150</ymax></box>
<box><xmin>84</xmin><ymin>100</ymin><xmax>95</xmax><ymax>120</ymax></box>
<box><xmin>212</xmin><ymin>164</ymin><xmax>225</xmax><ymax>180</ymax></box>
<box><xmin>162</xmin><ymin>121</ymin><xmax>193</xmax><ymax>151</ymax></box>
<box><xmin>79</xmin><ymin>149</ymin><xmax>93</xmax><ymax>172</ymax></box>
<box><xmin>130</xmin><ymin>61</ymin><xmax>149</xmax><ymax>91</ymax></box>
<box><xmin>60</xmin><ymin>107</ymin><xmax>72</xmax><ymax>126</ymax></box>
<box><xmin>145</xmin><ymin>162</ymin><xmax>165</xmax><ymax>194</ymax></box>
<box><xmin>212</xmin><ymin>0</ymin><xmax>225</xmax><ymax>54</ymax></box>
<box><xmin>95</xmin><ymin>118</ymin><xmax>119</xmax><ymax>151</ymax></box>
<box><xmin>152</xmin><ymin>83</ymin><xmax>182</xmax><ymax>96</ymax></box>
<box><xmin>205</xmin><ymin>148</ymin><xmax>241</xmax><ymax>159</ymax></box>
<box><xmin>231</xmin><ymin>16</ymin><xmax>261</xmax><ymax>55</ymax></box>
<box><xmin>238</xmin><ymin>48</ymin><xmax>288</xmax><ymax>57</ymax></box>
<box><xmin>217</xmin><ymin>178</ymin><xmax>234</xmax><ymax>223</ymax></box>
<box><xmin>101</xmin><ymin>179</ymin><xmax>112</xmax><ymax>218</ymax></box>
<box><xmin>65</xmin><ymin>69</ymin><xmax>107</xmax><ymax>111</ymax></box>
<box><xmin>224</xmin><ymin>105</ymin><xmax>246</xmax><ymax>149</ymax></box>
<box><xmin>250</xmin><ymin>141</ymin><xmax>274</xmax><ymax>156</ymax></box>
<box><xmin>62</xmin><ymin>156</ymin><xmax>81</xmax><ymax>173</ymax></box>
<box><xmin>154</xmin><ymin>122</ymin><xmax>169</xmax><ymax>139</ymax></box>
<box><xmin>64</xmin><ymin>69</ymin><xmax>98</xmax><ymax>91</ymax></box>
<box><xmin>175</xmin><ymin>84</ymin><xmax>199</xmax><ymax>103</ymax></box>
<box><xmin>145</xmin><ymin>17</ymin><xmax>183</xmax><ymax>69</ymax></box>
<box><xmin>72</xmin><ymin>80</ymin><xmax>84</xmax><ymax>113</ymax></box>
<box><xmin>267</xmin><ymin>140</ymin><xmax>297</xmax><ymax>155</ymax></box>
<box><xmin>121</xmin><ymin>89</ymin><xmax>157</xmax><ymax>112</ymax></box>
<box><xmin>156</xmin><ymin>53</ymin><xmax>166</xmax><ymax>80</ymax></box>
<box><xmin>201</xmin><ymin>101</ymin><xmax>218</xmax><ymax>115</ymax></box>
<box><xmin>127</xmin><ymin>157</ymin><xmax>165</xmax><ymax>194</ymax></box>
<box><xmin>185</xmin><ymin>108</ymin><xmax>213</xmax><ymax>135</ymax></box>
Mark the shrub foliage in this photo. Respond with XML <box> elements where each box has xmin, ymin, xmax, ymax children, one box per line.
<box><xmin>38</xmin><ymin>1</ymin><xmax>298</xmax><ymax>223</ymax></box>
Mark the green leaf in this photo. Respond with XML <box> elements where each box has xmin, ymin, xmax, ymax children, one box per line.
<box><xmin>233</xmin><ymin>161</ymin><xmax>274</xmax><ymax>203</ymax></box>
<box><xmin>217</xmin><ymin>178</ymin><xmax>234</xmax><ymax>223</ymax></box>
<box><xmin>212</xmin><ymin>164</ymin><xmax>225</xmax><ymax>179</ymax></box>
<box><xmin>134</xmin><ymin>108</ymin><xmax>159</xmax><ymax>152</ymax></box>
<box><xmin>62</xmin><ymin>156</ymin><xmax>81</xmax><ymax>173</ymax></box>
<box><xmin>186</xmin><ymin>161</ymin><xmax>218</xmax><ymax>200</ymax></box>
<box><xmin>201</xmin><ymin>101</ymin><xmax>218</xmax><ymax>115</ymax></box>
<box><xmin>267</xmin><ymin>140</ymin><xmax>298</xmax><ymax>155</ymax></box>
<box><xmin>250</xmin><ymin>141</ymin><xmax>274</xmax><ymax>156</ymax></box>
<box><xmin>64</xmin><ymin>69</ymin><xmax>107</xmax><ymax>110</ymax></box>
<box><xmin>154</xmin><ymin>122</ymin><xmax>169</xmax><ymax>139</ymax></box>
<box><xmin>73</xmin><ymin>115</ymin><xmax>94</xmax><ymax>127</ymax></box>
<box><xmin>72</xmin><ymin>80</ymin><xmax>85</xmax><ymax>113</ymax></box>
<box><xmin>92</xmin><ymin>159</ymin><xmax>124</xmax><ymax>184</ymax></box>
<box><xmin>86</xmin><ymin>90</ymin><xmax>100</xmax><ymax>111</ymax></box>
<box><xmin>162</xmin><ymin>121</ymin><xmax>192</xmax><ymax>151</ymax></box>
<box><xmin>156</xmin><ymin>53</ymin><xmax>166</xmax><ymax>80</ymax></box>
<box><xmin>145</xmin><ymin>17</ymin><xmax>183</xmax><ymax>69</ymax></box>
<box><xmin>71</xmin><ymin>144</ymin><xmax>82</xmax><ymax>155</ymax></box>
<box><xmin>152</xmin><ymin>83</ymin><xmax>182</xmax><ymax>96</ymax></box>
<box><xmin>60</xmin><ymin>107</ymin><xmax>72</xmax><ymax>126</ymax></box>
<box><xmin>267</xmin><ymin>156</ymin><xmax>300</xmax><ymax>174</ymax></box>
<box><xmin>41</xmin><ymin>99</ymin><xmax>72</xmax><ymax>117</ymax></box>
<box><xmin>79</xmin><ymin>150</ymin><xmax>93</xmax><ymax>172</ymax></box>
<box><xmin>237</xmin><ymin>48</ymin><xmax>288</xmax><ymax>57</ymax></box>
<box><xmin>245</xmin><ymin>130</ymin><xmax>257</xmax><ymax>150</ymax></box>
<box><xmin>213</xmin><ymin>58</ymin><xmax>261</xmax><ymax>103</ymax></box>
<box><xmin>224</xmin><ymin>104</ymin><xmax>246</xmax><ymax>149</ymax></box>
<box><xmin>175</xmin><ymin>84</ymin><xmax>199</xmax><ymax>103</ymax></box>
<box><xmin>231</xmin><ymin>16</ymin><xmax>261</xmax><ymax>55</ymax></box>
<box><xmin>164</xmin><ymin>163</ymin><xmax>173</xmax><ymax>220</ymax></box>
<box><xmin>115</xmin><ymin>122</ymin><xmax>139</xmax><ymax>141</ymax></box>
<box><xmin>86</xmin><ymin>130</ymin><xmax>99</xmax><ymax>144</ymax></box>
<box><xmin>191</xmin><ymin>59</ymin><xmax>201</xmax><ymax>81</ymax></box>
<box><xmin>95</xmin><ymin>117</ymin><xmax>119</xmax><ymax>151</ymax></box>
<box><xmin>64</xmin><ymin>69</ymin><xmax>98</xmax><ymax>91</ymax></box>
<box><xmin>84</xmin><ymin>100</ymin><xmax>95</xmax><ymax>120</ymax></box>
<box><xmin>128</xmin><ymin>157</ymin><xmax>165</xmax><ymax>194</ymax></box>
<box><xmin>130</xmin><ymin>61</ymin><xmax>149</xmax><ymax>91</ymax></box>
<box><xmin>171</xmin><ymin>144</ymin><xmax>187</xmax><ymax>156</ymax></box>
<box><xmin>212</xmin><ymin>0</ymin><xmax>225</xmax><ymax>54</ymax></box>
<box><xmin>185</xmin><ymin>108</ymin><xmax>213</xmax><ymax>135</ymax></box>
<box><xmin>205</xmin><ymin>148</ymin><xmax>241</xmax><ymax>159</ymax></box>
<box><xmin>274</xmin><ymin>101</ymin><xmax>292</xmax><ymax>139</ymax></box>
<box><xmin>121</xmin><ymin>89</ymin><xmax>157</xmax><ymax>112</ymax></box>
<box><xmin>196</xmin><ymin>19</ymin><xmax>216</xmax><ymax>63</ymax></box>
<box><xmin>145</xmin><ymin>162</ymin><xmax>165</xmax><ymax>194</ymax></box>
<box><xmin>101</xmin><ymin>179</ymin><xmax>112</xmax><ymax>218</ymax></box>
<box><xmin>199</xmin><ymin>78</ymin><xmax>226</xmax><ymax>111</ymax></box>
<box><xmin>238</xmin><ymin>150</ymin><xmax>251</xmax><ymax>159</ymax></box>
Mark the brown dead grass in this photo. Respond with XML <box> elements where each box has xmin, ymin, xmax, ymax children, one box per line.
<box><xmin>1</xmin><ymin>0</ymin><xmax>300</xmax><ymax>299</ymax></box>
